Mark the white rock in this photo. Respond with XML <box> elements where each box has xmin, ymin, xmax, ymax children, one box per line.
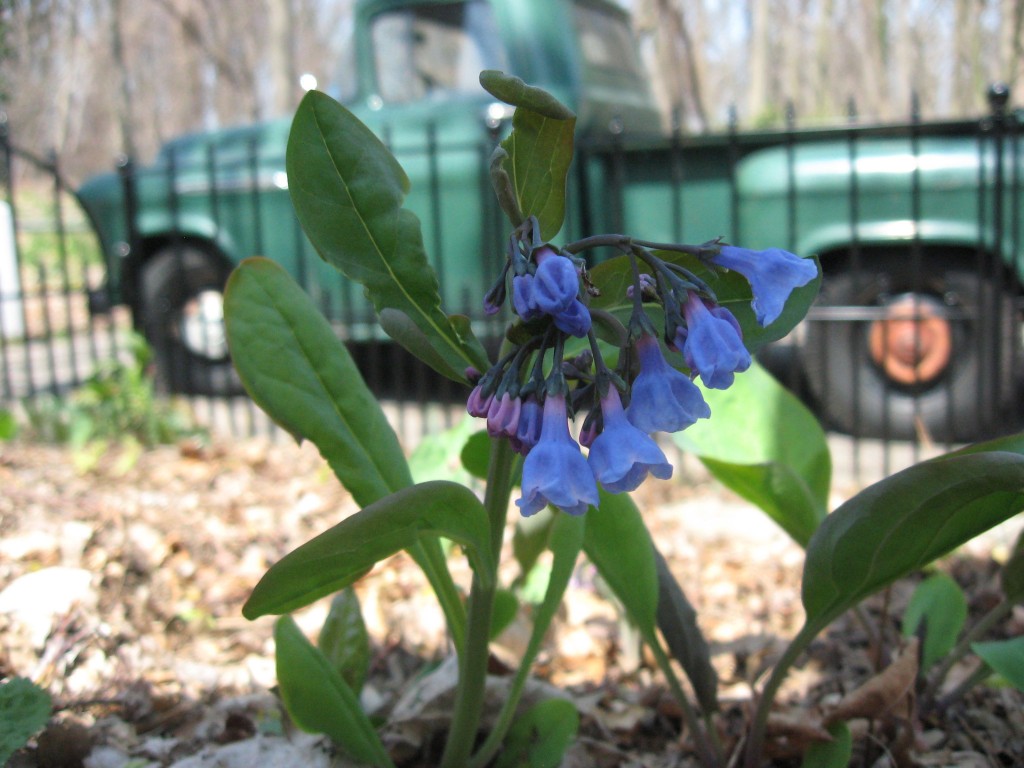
<box><xmin>0</xmin><ymin>566</ymin><xmax>96</xmax><ymax>646</ymax></box>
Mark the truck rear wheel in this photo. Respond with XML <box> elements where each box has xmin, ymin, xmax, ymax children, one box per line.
<box><xmin>139</xmin><ymin>245</ymin><xmax>240</xmax><ymax>396</ymax></box>
<box><xmin>803</xmin><ymin>253</ymin><xmax>1020</xmax><ymax>442</ymax></box>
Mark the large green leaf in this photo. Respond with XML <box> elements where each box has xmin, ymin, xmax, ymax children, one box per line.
<box><xmin>226</xmin><ymin>256</ymin><xmax>467</xmax><ymax>650</ymax></box>
<box><xmin>802</xmin><ymin>451</ymin><xmax>1024</xmax><ymax>630</ymax></box>
<box><xmin>274</xmin><ymin>616</ymin><xmax>395</xmax><ymax>767</ymax></box>
<box><xmin>588</xmin><ymin>251</ymin><xmax>821</xmax><ymax>355</ymax></box>
<box><xmin>244</xmin><ymin>480</ymin><xmax>494</xmax><ymax>618</ymax></box>
<box><xmin>286</xmin><ymin>89</ymin><xmax>488</xmax><ymax>380</ymax></box>
<box><xmin>225</xmin><ymin>257</ymin><xmax>412</xmax><ymax>506</ymax></box>
<box><xmin>675</xmin><ymin>363</ymin><xmax>831</xmax><ymax>546</ymax></box>
<box><xmin>583</xmin><ymin>490</ymin><xmax>658</xmax><ymax>636</ymax></box>
<box><xmin>481</xmin><ymin>71</ymin><xmax>576</xmax><ymax>240</ymax></box>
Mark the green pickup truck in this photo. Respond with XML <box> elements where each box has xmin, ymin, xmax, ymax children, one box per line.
<box><xmin>77</xmin><ymin>0</ymin><xmax>1023</xmax><ymax>441</ymax></box>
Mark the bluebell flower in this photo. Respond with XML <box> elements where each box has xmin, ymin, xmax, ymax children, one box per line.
<box><xmin>532</xmin><ymin>252</ymin><xmax>580</xmax><ymax>315</ymax></box>
<box><xmin>512</xmin><ymin>273</ymin><xmax>542</xmax><ymax>320</ymax></box>
<box><xmin>680</xmin><ymin>292</ymin><xmax>751</xmax><ymax>389</ymax></box>
<box><xmin>516</xmin><ymin>393</ymin><xmax>599</xmax><ymax>517</ymax></box>
<box><xmin>512</xmin><ymin>249</ymin><xmax>592</xmax><ymax>337</ymax></box>
<box><xmin>552</xmin><ymin>298</ymin><xmax>592</xmax><ymax>337</ymax></box>
<box><xmin>589</xmin><ymin>388</ymin><xmax>673</xmax><ymax>493</ymax></box>
<box><xmin>711</xmin><ymin>246</ymin><xmax>817</xmax><ymax>327</ymax></box>
<box><xmin>512</xmin><ymin>395</ymin><xmax>543</xmax><ymax>455</ymax></box>
<box><xmin>626</xmin><ymin>333</ymin><xmax>710</xmax><ymax>433</ymax></box>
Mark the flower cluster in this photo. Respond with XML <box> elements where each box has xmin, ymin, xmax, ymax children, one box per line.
<box><xmin>468</xmin><ymin>224</ymin><xmax>817</xmax><ymax>517</ymax></box>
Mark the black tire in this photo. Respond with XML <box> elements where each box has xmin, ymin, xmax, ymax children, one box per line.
<box><xmin>804</xmin><ymin>253</ymin><xmax>1020</xmax><ymax>442</ymax></box>
<box><xmin>139</xmin><ymin>245</ymin><xmax>241</xmax><ymax>396</ymax></box>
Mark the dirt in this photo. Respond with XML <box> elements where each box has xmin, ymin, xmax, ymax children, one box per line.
<box><xmin>0</xmin><ymin>437</ymin><xmax>1021</xmax><ymax>767</ymax></box>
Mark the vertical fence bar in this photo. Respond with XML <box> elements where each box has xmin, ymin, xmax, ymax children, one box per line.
<box><xmin>986</xmin><ymin>84</ymin><xmax>1009</xmax><ymax>439</ymax></box>
<box><xmin>3</xmin><ymin>122</ymin><xmax>36</xmax><ymax>399</ymax></box>
<box><xmin>845</xmin><ymin>97</ymin><xmax>863</xmax><ymax>482</ymax></box>
<box><xmin>49</xmin><ymin>150</ymin><xmax>81</xmax><ymax>388</ymax></box>
<box><xmin>0</xmin><ymin>118</ymin><xmax>17</xmax><ymax>401</ymax></box>
<box><xmin>908</xmin><ymin>92</ymin><xmax>923</xmax><ymax>464</ymax></box>
<box><xmin>1009</xmin><ymin>96</ymin><xmax>1022</xmax><ymax>429</ymax></box>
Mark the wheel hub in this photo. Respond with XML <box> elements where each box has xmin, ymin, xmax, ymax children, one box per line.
<box><xmin>868</xmin><ymin>294</ymin><xmax>952</xmax><ymax>386</ymax></box>
<box><xmin>179</xmin><ymin>289</ymin><xmax>228</xmax><ymax>361</ymax></box>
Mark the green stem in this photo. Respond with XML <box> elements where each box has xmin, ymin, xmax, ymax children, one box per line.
<box><xmin>439</xmin><ymin>437</ymin><xmax>516</xmax><ymax>768</ymax></box>
<box><xmin>410</xmin><ymin>539</ymin><xmax>466</xmax><ymax>656</ymax></box>
<box><xmin>648</xmin><ymin>637</ymin><xmax>722</xmax><ymax>767</ymax></box>
<box><xmin>743</xmin><ymin>622</ymin><xmax>821</xmax><ymax>768</ymax></box>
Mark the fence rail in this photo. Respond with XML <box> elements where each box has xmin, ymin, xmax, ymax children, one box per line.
<box><xmin>1</xmin><ymin>93</ymin><xmax>1022</xmax><ymax>487</ymax></box>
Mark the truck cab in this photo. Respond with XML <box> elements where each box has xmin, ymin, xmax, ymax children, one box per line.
<box><xmin>77</xmin><ymin>0</ymin><xmax>660</xmax><ymax>394</ymax></box>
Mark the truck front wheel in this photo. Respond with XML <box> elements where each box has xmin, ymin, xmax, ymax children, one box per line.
<box><xmin>139</xmin><ymin>245</ymin><xmax>240</xmax><ymax>395</ymax></box>
<box><xmin>803</xmin><ymin>254</ymin><xmax>1020</xmax><ymax>442</ymax></box>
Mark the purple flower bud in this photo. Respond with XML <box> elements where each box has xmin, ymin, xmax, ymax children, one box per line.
<box><xmin>516</xmin><ymin>393</ymin><xmax>599</xmax><ymax>517</ymax></box>
<box><xmin>680</xmin><ymin>292</ymin><xmax>751</xmax><ymax>390</ymax></box>
<box><xmin>589</xmin><ymin>387</ymin><xmax>673</xmax><ymax>493</ymax></box>
<box><xmin>626</xmin><ymin>333</ymin><xmax>710</xmax><ymax>434</ymax></box>
<box><xmin>486</xmin><ymin>392</ymin><xmax>521</xmax><ymax>439</ymax></box>
<box><xmin>466</xmin><ymin>383</ymin><xmax>493</xmax><ymax>418</ymax></box>
<box><xmin>711</xmin><ymin>246</ymin><xmax>817</xmax><ymax>327</ymax></box>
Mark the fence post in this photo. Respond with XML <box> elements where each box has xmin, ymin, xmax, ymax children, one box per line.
<box><xmin>116</xmin><ymin>154</ymin><xmax>141</xmax><ymax>330</ymax></box>
<box><xmin>985</xmin><ymin>82</ymin><xmax>1010</xmax><ymax>436</ymax></box>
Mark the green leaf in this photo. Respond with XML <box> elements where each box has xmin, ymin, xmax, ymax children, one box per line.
<box><xmin>675</xmin><ymin>362</ymin><xmax>830</xmax><ymax>546</ymax></box>
<box><xmin>244</xmin><ymin>480</ymin><xmax>494</xmax><ymax>618</ymax></box>
<box><xmin>802</xmin><ymin>451</ymin><xmax>1024</xmax><ymax>631</ymax></box>
<box><xmin>274</xmin><ymin>617</ymin><xmax>395</xmax><ymax>766</ymax></box>
<box><xmin>654</xmin><ymin>547</ymin><xmax>719</xmax><ymax>713</ymax></box>
<box><xmin>225</xmin><ymin>257</ymin><xmax>412</xmax><ymax>507</ymax></box>
<box><xmin>588</xmin><ymin>252</ymin><xmax>821</xmax><ymax>355</ymax></box>
<box><xmin>0</xmin><ymin>408</ymin><xmax>17</xmax><ymax>441</ymax></box>
<box><xmin>0</xmin><ymin>677</ymin><xmax>51</xmax><ymax>766</ymax></box>
<box><xmin>512</xmin><ymin>506</ymin><xmax>557</xmax><ymax>584</ymax></box>
<box><xmin>1000</xmin><ymin>529</ymin><xmax>1024</xmax><ymax>602</ymax></box>
<box><xmin>972</xmin><ymin>637</ymin><xmax>1024</xmax><ymax>691</ymax></box>
<box><xmin>583</xmin><ymin>489</ymin><xmax>658</xmax><ymax>636</ymax></box>
<box><xmin>286</xmin><ymin>90</ymin><xmax>488</xmax><ymax>379</ymax></box>
<box><xmin>378</xmin><ymin>308</ymin><xmax>465</xmax><ymax>382</ymax></box>
<box><xmin>318</xmin><ymin>588</ymin><xmax>371</xmax><ymax>694</ymax></box>
<box><xmin>480</xmin><ymin>71</ymin><xmax>576</xmax><ymax>121</ymax></box>
<box><xmin>482</xmin><ymin>72</ymin><xmax>576</xmax><ymax>240</ymax></box>
<box><xmin>494</xmin><ymin>697</ymin><xmax>580</xmax><ymax>768</ymax></box>
<box><xmin>799</xmin><ymin>721</ymin><xmax>853</xmax><ymax>768</ymax></box>
<box><xmin>407</xmin><ymin>415</ymin><xmax>477</xmax><ymax>485</ymax></box>
<box><xmin>901</xmin><ymin>572</ymin><xmax>968</xmax><ymax>671</ymax></box>
<box><xmin>226</xmin><ymin>257</ymin><xmax>467</xmax><ymax>651</ymax></box>
<box><xmin>490</xmin><ymin>588</ymin><xmax>520</xmax><ymax>641</ymax></box>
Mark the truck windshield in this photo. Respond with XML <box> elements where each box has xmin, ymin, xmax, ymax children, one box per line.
<box><xmin>573</xmin><ymin>2</ymin><xmax>644</xmax><ymax>82</ymax></box>
<box><xmin>371</xmin><ymin>1</ymin><xmax>507</xmax><ymax>104</ymax></box>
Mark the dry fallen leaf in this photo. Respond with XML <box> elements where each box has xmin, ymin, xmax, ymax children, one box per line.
<box><xmin>824</xmin><ymin>637</ymin><xmax>919</xmax><ymax>726</ymax></box>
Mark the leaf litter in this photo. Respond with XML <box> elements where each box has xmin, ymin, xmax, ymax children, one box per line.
<box><xmin>0</xmin><ymin>438</ymin><xmax>1021</xmax><ymax>767</ymax></box>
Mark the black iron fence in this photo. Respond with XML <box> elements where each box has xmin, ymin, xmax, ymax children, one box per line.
<box><xmin>1</xmin><ymin>89</ymin><xmax>1022</xmax><ymax>486</ymax></box>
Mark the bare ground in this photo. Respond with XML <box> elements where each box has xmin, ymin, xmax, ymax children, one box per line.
<box><xmin>1</xmin><ymin>437</ymin><xmax>1022</xmax><ymax>767</ymax></box>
